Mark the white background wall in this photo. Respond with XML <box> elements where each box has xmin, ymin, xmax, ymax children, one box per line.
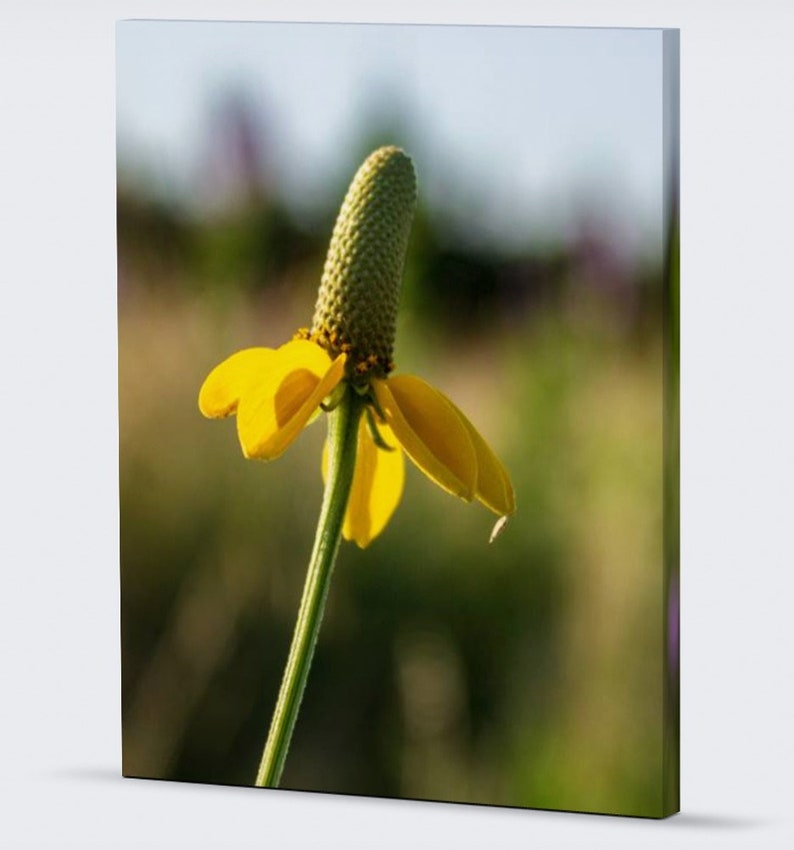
<box><xmin>2</xmin><ymin>2</ymin><xmax>792</xmax><ymax>847</ymax></box>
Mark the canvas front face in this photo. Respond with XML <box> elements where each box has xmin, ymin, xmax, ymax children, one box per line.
<box><xmin>117</xmin><ymin>20</ymin><xmax>679</xmax><ymax>819</ymax></box>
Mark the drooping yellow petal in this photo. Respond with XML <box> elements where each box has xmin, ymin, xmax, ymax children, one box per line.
<box><xmin>236</xmin><ymin>340</ymin><xmax>346</xmax><ymax>460</ymax></box>
<box><xmin>323</xmin><ymin>419</ymin><xmax>405</xmax><ymax>548</ymax></box>
<box><xmin>198</xmin><ymin>348</ymin><xmax>277</xmax><ymax>418</ymax></box>
<box><xmin>372</xmin><ymin>376</ymin><xmax>477</xmax><ymax>502</ymax></box>
<box><xmin>446</xmin><ymin>399</ymin><xmax>516</xmax><ymax>517</ymax></box>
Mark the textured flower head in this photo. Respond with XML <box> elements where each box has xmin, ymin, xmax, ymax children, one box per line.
<box><xmin>309</xmin><ymin>145</ymin><xmax>415</xmax><ymax>382</ymax></box>
<box><xmin>199</xmin><ymin>146</ymin><xmax>515</xmax><ymax>547</ymax></box>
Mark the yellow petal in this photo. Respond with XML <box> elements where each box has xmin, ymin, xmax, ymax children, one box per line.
<box><xmin>198</xmin><ymin>348</ymin><xmax>276</xmax><ymax>418</ymax></box>
<box><xmin>446</xmin><ymin>400</ymin><xmax>516</xmax><ymax>517</ymax></box>
<box><xmin>323</xmin><ymin>420</ymin><xmax>405</xmax><ymax>548</ymax></box>
<box><xmin>237</xmin><ymin>340</ymin><xmax>345</xmax><ymax>460</ymax></box>
<box><xmin>373</xmin><ymin>376</ymin><xmax>477</xmax><ymax>502</ymax></box>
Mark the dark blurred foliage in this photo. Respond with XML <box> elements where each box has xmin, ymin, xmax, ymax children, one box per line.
<box><xmin>118</xmin><ymin>174</ymin><xmax>662</xmax><ymax>339</ymax></box>
<box><xmin>118</xmin><ymin>90</ymin><xmax>674</xmax><ymax>817</ymax></box>
<box><xmin>118</xmin><ymin>89</ymin><xmax>662</xmax><ymax>338</ymax></box>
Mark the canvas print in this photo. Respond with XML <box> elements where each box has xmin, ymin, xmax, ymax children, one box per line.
<box><xmin>117</xmin><ymin>20</ymin><xmax>679</xmax><ymax>818</ymax></box>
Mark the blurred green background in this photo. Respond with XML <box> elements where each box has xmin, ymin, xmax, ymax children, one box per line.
<box><xmin>118</xmin><ymin>21</ymin><xmax>674</xmax><ymax>818</ymax></box>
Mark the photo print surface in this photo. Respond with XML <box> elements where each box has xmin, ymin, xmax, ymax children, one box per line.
<box><xmin>117</xmin><ymin>20</ymin><xmax>679</xmax><ymax>818</ymax></box>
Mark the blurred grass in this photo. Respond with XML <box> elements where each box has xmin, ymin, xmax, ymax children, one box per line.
<box><xmin>120</xmin><ymin>272</ymin><xmax>664</xmax><ymax>815</ymax></box>
<box><xmin>117</xmin><ymin>88</ymin><xmax>670</xmax><ymax>812</ymax></box>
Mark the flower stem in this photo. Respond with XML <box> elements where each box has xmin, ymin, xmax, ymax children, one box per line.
<box><xmin>255</xmin><ymin>387</ymin><xmax>362</xmax><ymax>788</ymax></box>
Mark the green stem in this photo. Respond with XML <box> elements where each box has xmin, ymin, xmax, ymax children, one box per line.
<box><xmin>255</xmin><ymin>387</ymin><xmax>362</xmax><ymax>788</ymax></box>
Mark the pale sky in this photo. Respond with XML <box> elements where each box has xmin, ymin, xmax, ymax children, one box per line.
<box><xmin>117</xmin><ymin>21</ymin><xmax>667</xmax><ymax>254</ymax></box>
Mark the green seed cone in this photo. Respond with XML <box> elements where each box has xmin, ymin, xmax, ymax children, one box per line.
<box><xmin>311</xmin><ymin>146</ymin><xmax>417</xmax><ymax>381</ymax></box>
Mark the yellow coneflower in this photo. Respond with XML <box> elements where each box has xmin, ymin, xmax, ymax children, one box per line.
<box><xmin>198</xmin><ymin>146</ymin><xmax>515</xmax><ymax>787</ymax></box>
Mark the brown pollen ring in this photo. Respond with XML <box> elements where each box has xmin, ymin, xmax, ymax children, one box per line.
<box><xmin>293</xmin><ymin>326</ymin><xmax>395</xmax><ymax>385</ymax></box>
